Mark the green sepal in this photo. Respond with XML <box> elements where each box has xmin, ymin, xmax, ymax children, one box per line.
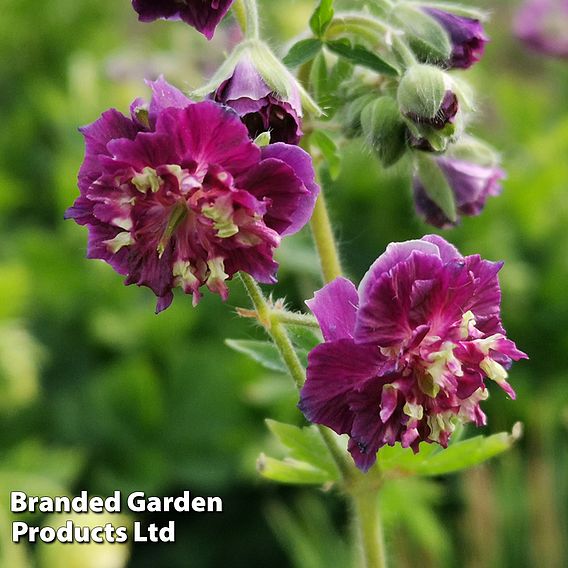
<box><xmin>415</xmin><ymin>153</ymin><xmax>457</xmax><ymax>223</ymax></box>
<box><xmin>394</xmin><ymin>5</ymin><xmax>452</xmax><ymax>65</ymax></box>
<box><xmin>361</xmin><ymin>97</ymin><xmax>408</xmax><ymax>167</ymax></box>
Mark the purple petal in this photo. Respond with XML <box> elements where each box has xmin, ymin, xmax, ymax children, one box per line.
<box><xmin>132</xmin><ymin>0</ymin><xmax>234</xmax><ymax>40</ymax></box>
<box><xmin>306</xmin><ymin>277</ymin><xmax>359</xmax><ymax>341</ymax></box>
<box><xmin>146</xmin><ymin>76</ymin><xmax>192</xmax><ymax>127</ymax></box>
<box><xmin>299</xmin><ymin>339</ymin><xmax>384</xmax><ymax>437</ymax></box>
<box><xmin>358</xmin><ymin>239</ymin><xmax>441</xmax><ymax>304</ymax></box>
<box><xmin>259</xmin><ymin>144</ymin><xmax>319</xmax><ymax>236</ymax></box>
<box><xmin>237</xmin><ymin>157</ymin><xmax>306</xmax><ymax>236</ymax></box>
<box><xmin>155</xmin><ymin>102</ymin><xmax>260</xmax><ymax>177</ymax></box>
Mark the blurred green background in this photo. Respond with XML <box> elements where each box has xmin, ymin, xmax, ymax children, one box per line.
<box><xmin>0</xmin><ymin>0</ymin><xmax>566</xmax><ymax>566</ymax></box>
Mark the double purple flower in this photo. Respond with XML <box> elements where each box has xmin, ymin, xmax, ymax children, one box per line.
<box><xmin>299</xmin><ymin>236</ymin><xmax>526</xmax><ymax>472</ymax></box>
<box><xmin>65</xmin><ymin>79</ymin><xmax>318</xmax><ymax>312</ymax></box>
<box><xmin>132</xmin><ymin>0</ymin><xmax>234</xmax><ymax>39</ymax></box>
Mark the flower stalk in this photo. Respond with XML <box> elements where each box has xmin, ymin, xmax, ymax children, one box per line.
<box><xmin>352</xmin><ymin>487</ymin><xmax>387</xmax><ymax>568</ymax></box>
<box><xmin>239</xmin><ymin>272</ymin><xmax>353</xmax><ymax>480</ymax></box>
<box><xmin>310</xmin><ymin>191</ymin><xmax>343</xmax><ymax>284</ymax></box>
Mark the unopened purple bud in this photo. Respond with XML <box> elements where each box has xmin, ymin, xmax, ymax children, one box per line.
<box><xmin>514</xmin><ymin>0</ymin><xmax>568</xmax><ymax>58</ymax></box>
<box><xmin>213</xmin><ymin>56</ymin><xmax>303</xmax><ymax>145</ymax></box>
<box><xmin>132</xmin><ymin>0</ymin><xmax>234</xmax><ymax>40</ymax></box>
<box><xmin>424</xmin><ymin>8</ymin><xmax>489</xmax><ymax>69</ymax></box>
<box><xmin>414</xmin><ymin>156</ymin><xmax>505</xmax><ymax>228</ymax></box>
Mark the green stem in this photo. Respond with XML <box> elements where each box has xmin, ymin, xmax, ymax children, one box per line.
<box><xmin>352</xmin><ymin>488</ymin><xmax>387</xmax><ymax>568</ymax></box>
<box><xmin>233</xmin><ymin>0</ymin><xmax>247</xmax><ymax>33</ymax></box>
<box><xmin>242</xmin><ymin>0</ymin><xmax>260</xmax><ymax>39</ymax></box>
<box><xmin>310</xmin><ymin>191</ymin><xmax>343</xmax><ymax>283</ymax></box>
<box><xmin>239</xmin><ymin>272</ymin><xmax>353</xmax><ymax>479</ymax></box>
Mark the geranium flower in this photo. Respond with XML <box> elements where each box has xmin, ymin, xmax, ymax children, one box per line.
<box><xmin>132</xmin><ymin>0</ymin><xmax>234</xmax><ymax>40</ymax></box>
<box><xmin>66</xmin><ymin>78</ymin><xmax>318</xmax><ymax>312</ymax></box>
<box><xmin>299</xmin><ymin>236</ymin><xmax>527</xmax><ymax>472</ymax></box>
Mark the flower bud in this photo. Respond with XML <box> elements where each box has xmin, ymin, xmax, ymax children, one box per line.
<box><xmin>413</xmin><ymin>137</ymin><xmax>505</xmax><ymax>228</ymax></box>
<box><xmin>193</xmin><ymin>41</ymin><xmax>322</xmax><ymax>142</ymax></box>
<box><xmin>342</xmin><ymin>93</ymin><xmax>376</xmax><ymax>139</ymax></box>
<box><xmin>394</xmin><ymin>4</ymin><xmax>489</xmax><ymax>69</ymax></box>
<box><xmin>398</xmin><ymin>64</ymin><xmax>462</xmax><ymax>152</ymax></box>
<box><xmin>361</xmin><ymin>97</ymin><xmax>408</xmax><ymax>168</ymax></box>
<box><xmin>213</xmin><ymin>54</ymin><xmax>303</xmax><ymax>144</ymax></box>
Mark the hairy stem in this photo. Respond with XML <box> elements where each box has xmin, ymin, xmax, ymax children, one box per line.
<box><xmin>310</xmin><ymin>191</ymin><xmax>343</xmax><ymax>283</ymax></box>
<box><xmin>239</xmin><ymin>273</ymin><xmax>353</xmax><ymax>479</ymax></box>
<box><xmin>241</xmin><ymin>0</ymin><xmax>260</xmax><ymax>39</ymax></box>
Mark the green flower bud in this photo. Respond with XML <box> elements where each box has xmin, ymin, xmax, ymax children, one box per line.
<box><xmin>397</xmin><ymin>64</ymin><xmax>462</xmax><ymax>153</ymax></box>
<box><xmin>342</xmin><ymin>93</ymin><xmax>376</xmax><ymax>139</ymax></box>
<box><xmin>361</xmin><ymin>97</ymin><xmax>408</xmax><ymax>168</ymax></box>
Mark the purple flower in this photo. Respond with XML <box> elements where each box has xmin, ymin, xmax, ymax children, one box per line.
<box><xmin>66</xmin><ymin>78</ymin><xmax>319</xmax><ymax>312</ymax></box>
<box><xmin>299</xmin><ymin>236</ymin><xmax>527</xmax><ymax>472</ymax></box>
<box><xmin>424</xmin><ymin>8</ymin><xmax>489</xmax><ymax>69</ymax></box>
<box><xmin>414</xmin><ymin>157</ymin><xmax>505</xmax><ymax>228</ymax></box>
<box><xmin>515</xmin><ymin>0</ymin><xmax>568</xmax><ymax>58</ymax></box>
<box><xmin>213</xmin><ymin>56</ymin><xmax>303</xmax><ymax>145</ymax></box>
<box><xmin>132</xmin><ymin>0</ymin><xmax>234</xmax><ymax>40</ymax></box>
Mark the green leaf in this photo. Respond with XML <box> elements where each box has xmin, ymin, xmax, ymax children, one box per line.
<box><xmin>310</xmin><ymin>0</ymin><xmax>334</xmax><ymax>38</ymax></box>
<box><xmin>415</xmin><ymin>154</ymin><xmax>457</xmax><ymax>223</ymax></box>
<box><xmin>309</xmin><ymin>51</ymin><xmax>329</xmax><ymax>106</ymax></box>
<box><xmin>266</xmin><ymin>420</ymin><xmax>339</xmax><ymax>478</ymax></box>
<box><xmin>411</xmin><ymin>428</ymin><xmax>521</xmax><ymax>476</ymax></box>
<box><xmin>257</xmin><ymin>455</ymin><xmax>333</xmax><ymax>485</ymax></box>
<box><xmin>379</xmin><ymin>425</ymin><xmax>522</xmax><ymax>477</ymax></box>
<box><xmin>283</xmin><ymin>38</ymin><xmax>323</xmax><ymax>68</ymax></box>
<box><xmin>225</xmin><ymin>339</ymin><xmax>286</xmax><ymax>373</ymax></box>
<box><xmin>325</xmin><ymin>39</ymin><xmax>399</xmax><ymax>76</ymax></box>
<box><xmin>310</xmin><ymin>131</ymin><xmax>342</xmax><ymax>180</ymax></box>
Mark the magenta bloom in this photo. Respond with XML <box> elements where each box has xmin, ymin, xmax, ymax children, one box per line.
<box><xmin>414</xmin><ymin>157</ymin><xmax>505</xmax><ymax>228</ymax></box>
<box><xmin>213</xmin><ymin>56</ymin><xmax>303</xmax><ymax>145</ymax></box>
<box><xmin>66</xmin><ymin>79</ymin><xmax>318</xmax><ymax>312</ymax></box>
<box><xmin>515</xmin><ymin>0</ymin><xmax>568</xmax><ymax>58</ymax></box>
<box><xmin>424</xmin><ymin>8</ymin><xmax>489</xmax><ymax>69</ymax></box>
<box><xmin>299</xmin><ymin>236</ymin><xmax>526</xmax><ymax>472</ymax></box>
<box><xmin>132</xmin><ymin>0</ymin><xmax>234</xmax><ymax>39</ymax></box>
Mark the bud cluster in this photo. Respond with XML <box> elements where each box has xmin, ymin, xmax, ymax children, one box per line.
<box><xmin>338</xmin><ymin>1</ymin><xmax>501</xmax><ymax>227</ymax></box>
